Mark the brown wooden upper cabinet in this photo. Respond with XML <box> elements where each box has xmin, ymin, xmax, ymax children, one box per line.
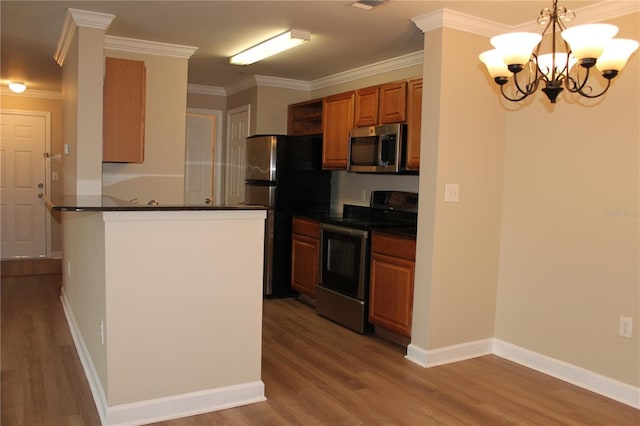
<box><xmin>103</xmin><ymin>57</ymin><xmax>146</xmax><ymax>163</ymax></box>
<box><xmin>287</xmin><ymin>98</ymin><xmax>323</xmax><ymax>136</ymax></box>
<box><xmin>354</xmin><ymin>81</ymin><xmax>407</xmax><ymax>127</ymax></box>
<box><xmin>322</xmin><ymin>91</ymin><xmax>354</xmax><ymax>170</ymax></box>
<box><xmin>405</xmin><ymin>78</ymin><xmax>422</xmax><ymax>170</ymax></box>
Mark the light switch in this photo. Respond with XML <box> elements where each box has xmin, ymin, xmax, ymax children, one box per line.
<box><xmin>445</xmin><ymin>183</ymin><xmax>460</xmax><ymax>202</ymax></box>
<box><xmin>64</xmin><ymin>143</ymin><xmax>71</xmax><ymax>155</ymax></box>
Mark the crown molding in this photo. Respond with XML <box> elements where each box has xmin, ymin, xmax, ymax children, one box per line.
<box><xmin>54</xmin><ymin>9</ymin><xmax>115</xmax><ymax>66</ymax></box>
<box><xmin>187</xmin><ymin>84</ymin><xmax>227</xmax><ymax>97</ymax></box>
<box><xmin>413</xmin><ymin>1</ymin><xmax>639</xmax><ymax>37</ymax></box>
<box><xmin>310</xmin><ymin>51</ymin><xmax>424</xmax><ymax>91</ymax></box>
<box><xmin>104</xmin><ymin>36</ymin><xmax>198</xmax><ymax>59</ymax></box>
<box><xmin>1</xmin><ymin>87</ymin><xmax>62</xmax><ymax>100</ymax></box>
<box><xmin>412</xmin><ymin>8</ymin><xmax>511</xmax><ymax>38</ymax></box>
<box><xmin>254</xmin><ymin>75</ymin><xmax>311</xmax><ymax>91</ymax></box>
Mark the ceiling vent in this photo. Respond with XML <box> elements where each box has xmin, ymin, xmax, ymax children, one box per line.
<box><xmin>351</xmin><ymin>1</ymin><xmax>386</xmax><ymax>11</ymax></box>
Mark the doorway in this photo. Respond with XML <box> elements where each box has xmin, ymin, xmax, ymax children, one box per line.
<box><xmin>185</xmin><ymin>109</ymin><xmax>223</xmax><ymax>205</ymax></box>
<box><xmin>225</xmin><ymin>105</ymin><xmax>250</xmax><ymax>205</ymax></box>
<box><xmin>0</xmin><ymin>110</ymin><xmax>51</xmax><ymax>259</ymax></box>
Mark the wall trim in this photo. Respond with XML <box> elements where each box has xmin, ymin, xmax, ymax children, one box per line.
<box><xmin>405</xmin><ymin>339</ymin><xmax>493</xmax><ymax>368</ymax></box>
<box><xmin>412</xmin><ymin>1</ymin><xmax>640</xmax><ymax>37</ymax></box>
<box><xmin>187</xmin><ymin>84</ymin><xmax>227</xmax><ymax>97</ymax></box>
<box><xmin>493</xmin><ymin>339</ymin><xmax>640</xmax><ymax>409</ymax></box>
<box><xmin>60</xmin><ymin>288</ymin><xmax>109</xmax><ymax>424</ymax></box>
<box><xmin>61</xmin><ymin>288</ymin><xmax>266</xmax><ymax>426</ymax></box>
<box><xmin>55</xmin><ymin>8</ymin><xmax>115</xmax><ymax>65</ymax></box>
<box><xmin>0</xmin><ymin>87</ymin><xmax>62</xmax><ymax>100</ymax></box>
<box><xmin>103</xmin><ymin>382</ymin><xmax>265</xmax><ymax>426</ymax></box>
<box><xmin>406</xmin><ymin>338</ymin><xmax>640</xmax><ymax>409</ymax></box>
<box><xmin>310</xmin><ymin>51</ymin><xmax>424</xmax><ymax>91</ymax></box>
<box><xmin>104</xmin><ymin>35</ymin><xmax>198</xmax><ymax>58</ymax></box>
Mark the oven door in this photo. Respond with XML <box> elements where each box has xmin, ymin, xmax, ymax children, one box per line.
<box><xmin>319</xmin><ymin>224</ymin><xmax>369</xmax><ymax>300</ymax></box>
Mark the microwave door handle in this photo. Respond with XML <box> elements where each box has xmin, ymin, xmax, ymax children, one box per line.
<box><xmin>377</xmin><ymin>135</ymin><xmax>384</xmax><ymax>166</ymax></box>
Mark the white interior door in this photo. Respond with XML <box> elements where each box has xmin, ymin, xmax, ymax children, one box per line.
<box><xmin>185</xmin><ymin>113</ymin><xmax>215</xmax><ymax>205</ymax></box>
<box><xmin>225</xmin><ymin>105</ymin><xmax>250</xmax><ymax>205</ymax></box>
<box><xmin>0</xmin><ymin>111</ymin><xmax>49</xmax><ymax>259</ymax></box>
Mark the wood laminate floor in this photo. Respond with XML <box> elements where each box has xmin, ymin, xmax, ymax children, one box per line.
<box><xmin>2</xmin><ymin>272</ymin><xmax>639</xmax><ymax>425</ymax></box>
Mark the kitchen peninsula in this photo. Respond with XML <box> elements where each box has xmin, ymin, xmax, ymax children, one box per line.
<box><xmin>50</xmin><ymin>196</ymin><xmax>267</xmax><ymax>426</ymax></box>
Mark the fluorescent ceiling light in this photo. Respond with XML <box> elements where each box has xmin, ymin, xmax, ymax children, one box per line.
<box><xmin>230</xmin><ymin>29</ymin><xmax>310</xmax><ymax>65</ymax></box>
<box><xmin>8</xmin><ymin>81</ymin><xmax>26</xmax><ymax>93</ymax></box>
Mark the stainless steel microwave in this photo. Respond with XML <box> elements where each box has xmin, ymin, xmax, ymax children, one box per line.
<box><xmin>348</xmin><ymin>123</ymin><xmax>410</xmax><ymax>173</ymax></box>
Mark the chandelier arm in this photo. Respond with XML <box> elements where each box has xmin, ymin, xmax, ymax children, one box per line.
<box><xmin>500</xmin><ymin>84</ymin><xmax>531</xmax><ymax>102</ymax></box>
<box><xmin>511</xmin><ymin>66</ymin><xmax>541</xmax><ymax>98</ymax></box>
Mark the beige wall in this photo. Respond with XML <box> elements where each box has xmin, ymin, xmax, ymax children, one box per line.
<box><xmin>256</xmin><ymin>85</ymin><xmax>310</xmax><ymax>134</ymax></box>
<box><xmin>0</xmin><ymin>93</ymin><xmax>64</xmax><ymax>253</ymax></box>
<box><xmin>187</xmin><ymin>92</ymin><xmax>226</xmax><ymax>111</ymax></box>
<box><xmin>494</xmin><ymin>12</ymin><xmax>639</xmax><ymax>388</ymax></box>
<box><xmin>102</xmin><ymin>49</ymin><xmax>189</xmax><ymax>205</ymax></box>
<box><xmin>59</xmin><ymin>25</ymin><xmax>104</xmax><ymax>197</ymax></box>
<box><xmin>412</xmin><ymin>27</ymin><xmax>506</xmax><ymax>350</ymax></box>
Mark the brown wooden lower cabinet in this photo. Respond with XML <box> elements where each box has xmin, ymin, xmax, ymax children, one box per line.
<box><xmin>291</xmin><ymin>218</ymin><xmax>321</xmax><ymax>298</ymax></box>
<box><xmin>369</xmin><ymin>231</ymin><xmax>416</xmax><ymax>337</ymax></box>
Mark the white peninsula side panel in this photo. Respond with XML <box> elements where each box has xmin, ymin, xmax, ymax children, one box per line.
<box><xmin>61</xmin><ymin>209</ymin><xmax>266</xmax><ymax>425</ymax></box>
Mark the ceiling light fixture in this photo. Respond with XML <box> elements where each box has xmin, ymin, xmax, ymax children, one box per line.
<box><xmin>230</xmin><ymin>29</ymin><xmax>311</xmax><ymax>66</ymax></box>
<box><xmin>479</xmin><ymin>0</ymin><xmax>639</xmax><ymax>104</ymax></box>
<box><xmin>8</xmin><ymin>81</ymin><xmax>27</xmax><ymax>93</ymax></box>
<box><xmin>351</xmin><ymin>1</ymin><xmax>386</xmax><ymax>11</ymax></box>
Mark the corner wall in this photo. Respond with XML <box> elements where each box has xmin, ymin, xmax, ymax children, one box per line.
<box><xmin>411</xmin><ymin>27</ymin><xmax>506</xmax><ymax>353</ymax></box>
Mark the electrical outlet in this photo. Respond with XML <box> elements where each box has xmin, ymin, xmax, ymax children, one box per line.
<box><xmin>444</xmin><ymin>183</ymin><xmax>460</xmax><ymax>202</ymax></box>
<box><xmin>99</xmin><ymin>320</ymin><xmax>105</xmax><ymax>345</ymax></box>
<box><xmin>67</xmin><ymin>260</ymin><xmax>71</xmax><ymax>278</ymax></box>
<box><xmin>619</xmin><ymin>316</ymin><xmax>632</xmax><ymax>338</ymax></box>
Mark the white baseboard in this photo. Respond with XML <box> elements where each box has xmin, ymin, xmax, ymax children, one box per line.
<box><xmin>60</xmin><ymin>290</ymin><xmax>266</xmax><ymax>426</ymax></box>
<box><xmin>493</xmin><ymin>339</ymin><xmax>640</xmax><ymax>409</ymax></box>
<box><xmin>406</xmin><ymin>337</ymin><xmax>640</xmax><ymax>409</ymax></box>
<box><xmin>104</xmin><ymin>382</ymin><xmax>266</xmax><ymax>426</ymax></box>
<box><xmin>60</xmin><ymin>289</ymin><xmax>109</xmax><ymax>423</ymax></box>
<box><xmin>405</xmin><ymin>339</ymin><xmax>493</xmax><ymax>367</ymax></box>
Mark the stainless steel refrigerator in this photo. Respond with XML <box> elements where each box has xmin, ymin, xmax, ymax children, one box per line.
<box><xmin>244</xmin><ymin>134</ymin><xmax>331</xmax><ymax>297</ymax></box>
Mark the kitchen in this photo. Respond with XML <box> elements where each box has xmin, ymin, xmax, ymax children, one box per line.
<box><xmin>1</xmin><ymin>1</ymin><xmax>638</xmax><ymax>425</ymax></box>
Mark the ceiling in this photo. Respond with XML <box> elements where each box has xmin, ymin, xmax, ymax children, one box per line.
<box><xmin>1</xmin><ymin>1</ymin><xmax>601</xmax><ymax>93</ymax></box>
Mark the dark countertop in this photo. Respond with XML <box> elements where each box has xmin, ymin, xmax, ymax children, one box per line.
<box><xmin>46</xmin><ymin>195</ymin><xmax>267</xmax><ymax>212</ymax></box>
<box><xmin>294</xmin><ymin>212</ymin><xmax>417</xmax><ymax>239</ymax></box>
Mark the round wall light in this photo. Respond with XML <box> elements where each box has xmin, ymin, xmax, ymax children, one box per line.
<box><xmin>8</xmin><ymin>81</ymin><xmax>27</xmax><ymax>93</ymax></box>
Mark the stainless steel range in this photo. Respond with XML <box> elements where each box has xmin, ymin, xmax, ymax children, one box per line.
<box><xmin>316</xmin><ymin>191</ymin><xmax>418</xmax><ymax>334</ymax></box>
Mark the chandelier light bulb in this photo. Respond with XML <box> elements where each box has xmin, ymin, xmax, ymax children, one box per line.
<box><xmin>490</xmin><ymin>32</ymin><xmax>542</xmax><ymax>67</ymax></box>
<box><xmin>535</xmin><ymin>53</ymin><xmax>577</xmax><ymax>80</ymax></box>
<box><xmin>561</xmin><ymin>23</ymin><xmax>618</xmax><ymax>62</ymax></box>
<box><xmin>596</xmin><ymin>39</ymin><xmax>640</xmax><ymax>72</ymax></box>
<box><xmin>479</xmin><ymin>50</ymin><xmax>510</xmax><ymax>79</ymax></box>
<box><xmin>8</xmin><ymin>81</ymin><xmax>26</xmax><ymax>93</ymax></box>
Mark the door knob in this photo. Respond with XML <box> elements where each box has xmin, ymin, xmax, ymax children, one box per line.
<box><xmin>205</xmin><ymin>198</ymin><xmax>212</xmax><ymax>204</ymax></box>
<box><xmin>37</xmin><ymin>183</ymin><xmax>44</xmax><ymax>189</ymax></box>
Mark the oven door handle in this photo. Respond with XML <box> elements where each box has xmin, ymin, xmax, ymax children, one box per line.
<box><xmin>320</xmin><ymin>223</ymin><xmax>369</xmax><ymax>238</ymax></box>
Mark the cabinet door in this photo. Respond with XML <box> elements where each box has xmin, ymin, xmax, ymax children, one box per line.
<box><xmin>354</xmin><ymin>86</ymin><xmax>379</xmax><ymax>127</ymax></box>
<box><xmin>103</xmin><ymin>57</ymin><xmax>146</xmax><ymax>163</ymax></box>
<box><xmin>322</xmin><ymin>91</ymin><xmax>354</xmax><ymax>170</ymax></box>
<box><xmin>378</xmin><ymin>81</ymin><xmax>407</xmax><ymax>124</ymax></box>
<box><xmin>291</xmin><ymin>233</ymin><xmax>320</xmax><ymax>298</ymax></box>
<box><xmin>369</xmin><ymin>252</ymin><xmax>415</xmax><ymax>337</ymax></box>
<box><xmin>405</xmin><ymin>78</ymin><xmax>422</xmax><ymax>170</ymax></box>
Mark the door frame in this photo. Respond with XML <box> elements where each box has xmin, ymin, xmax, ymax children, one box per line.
<box><xmin>1</xmin><ymin>109</ymin><xmax>53</xmax><ymax>258</ymax></box>
<box><xmin>186</xmin><ymin>108</ymin><xmax>224</xmax><ymax>204</ymax></box>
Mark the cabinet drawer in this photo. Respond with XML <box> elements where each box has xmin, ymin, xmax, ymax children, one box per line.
<box><xmin>292</xmin><ymin>218</ymin><xmax>320</xmax><ymax>239</ymax></box>
<box><xmin>371</xmin><ymin>232</ymin><xmax>416</xmax><ymax>260</ymax></box>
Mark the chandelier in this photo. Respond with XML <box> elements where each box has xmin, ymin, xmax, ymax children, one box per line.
<box><xmin>479</xmin><ymin>0</ymin><xmax>639</xmax><ymax>104</ymax></box>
